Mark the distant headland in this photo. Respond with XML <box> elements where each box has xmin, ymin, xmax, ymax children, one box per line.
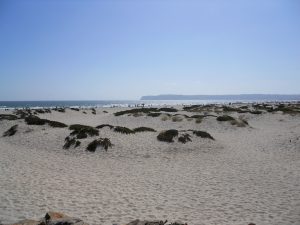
<box><xmin>140</xmin><ymin>94</ymin><xmax>300</xmax><ymax>101</ymax></box>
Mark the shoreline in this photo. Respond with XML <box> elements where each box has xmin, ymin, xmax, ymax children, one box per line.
<box><xmin>1</xmin><ymin>100</ymin><xmax>300</xmax><ymax>110</ymax></box>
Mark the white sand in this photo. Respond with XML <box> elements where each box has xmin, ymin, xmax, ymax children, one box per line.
<box><xmin>0</xmin><ymin>107</ymin><xmax>299</xmax><ymax>225</ymax></box>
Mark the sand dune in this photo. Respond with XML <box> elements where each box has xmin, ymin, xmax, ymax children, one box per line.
<box><xmin>0</xmin><ymin>106</ymin><xmax>299</xmax><ymax>225</ymax></box>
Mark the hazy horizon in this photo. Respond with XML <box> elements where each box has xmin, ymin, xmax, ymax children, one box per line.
<box><xmin>1</xmin><ymin>0</ymin><xmax>299</xmax><ymax>100</ymax></box>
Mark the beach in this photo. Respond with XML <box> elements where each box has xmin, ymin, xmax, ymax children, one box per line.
<box><xmin>0</xmin><ymin>104</ymin><xmax>299</xmax><ymax>225</ymax></box>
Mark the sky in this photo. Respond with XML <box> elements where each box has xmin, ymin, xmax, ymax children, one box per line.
<box><xmin>0</xmin><ymin>0</ymin><xmax>299</xmax><ymax>100</ymax></box>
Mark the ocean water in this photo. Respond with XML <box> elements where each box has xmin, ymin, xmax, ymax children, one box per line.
<box><xmin>0</xmin><ymin>100</ymin><xmax>231</xmax><ymax>109</ymax></box>
<box><xmin>0</xmin><ymin>100</ymin><xmax>264</xmax><ymax>109</ymax></box>
<box><xmin>0</xmin><ymin>99</ymin><xmax>293</xmax><ymax>109</ymax></box>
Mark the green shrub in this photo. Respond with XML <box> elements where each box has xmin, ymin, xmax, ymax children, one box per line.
<box><xmin>45</xmin><ymin>109</ymin><xmax>51</xmax><ymax>113</ymax></box>
<box><xmin>161</xmin><ymin>115</ymin><xmax>170</xmax><ymax>121</ymax></box>
<box><xmin>53</xmin><ymin>108</ymin><xmax>65</xmax><ymax>113</ymax></box>
<box><xmin>3</xmin><ymin>125</ymin><xmax>18</xmax><ymax>137</ymax></box>
<box><xmin>192</xmin><ymin>130</ymin><xmax>214</xmax><ymax>140</ymax></box>
<box><xmin>147</xmin><ymin>112</ymin><xmax>162</xmax><ymax>117</ymax></box>
<box><xmin>157</xmin><ymin>129</ymin><xmax>178</xmax><ymax>142</ymax></box>
<box><xmin>230</xmin><ymin>119</ymin><xmax>248</xmax><ymax>127</ymax></box>
<box><xmin>47</xmin><ymin>120</ymin><xmax>68</xmax><ymax>128</ymax></box>
<box><xmin>75</xmin><ymin>140</ymin><xmax>81</xmax><ymax>148</ymax></box>
<box><xmin>76</xmin><ymin>131</ymin><xmax>88</xmax><ymax>139</ymax></box>
<box><xmin>277</xmin><ymin>107</ymin><xmax>300</xmax><ymax>114</ymax></box>
<box><xmin>178</xmin><ymin>133</ymin><xmax>192</xmax><ymax>144</ymax></box>
<box><xmin>25</xmin><ymin>116</ymin><xmax>67</xmax><ymax>127</ymax></box>
<box><xmin>63</xmin><ymin>137</ymin><xmax>76</xmax><ymax>149</ymax></box>
<box><xmin>25</xmin><ymin>116</ymin><xmax>47</xmax><ymax>125</ymax></box>
<box><xmin>0</xmin><ymin>114</ymin><xmax>18</xmax><ymax>121</ymax></box>
<box><xmin>14</xmin><ymin>109</ymin><xmax>32</xmax><ymax>119</ymax></box>
<box><xmin>34</xmin><ymin>109</ymin><xmax>46</xmax><ymax>114</ymax></box>
<box><xmin>86</xmin><ymin>138</ymin><xmax>112</xmax><ymax>152</ymax></box>
<box><xmin>69</xmin><ymin>124</ymin><xmax>99</xmax><ymax>136</ymax></box>
<box><xmin>133</xmin><ymin>127</ymin><xmax>156</xmax><ymax>132</ymax></box>
<box><xmin>250</xmin><ymin>110</ymin><xmax>263</xmax><ymax>114</ymax></box>
<box><xmin>183</xmin><ymin>105</ymin><xmax>201</xmax><ymax>111</ymax></box>
<box><xmin>190</xmin><ymin>115</ymin><xmax>204</xmax><ymax>119</ymax></box>
<box><xmin>114</xmin><ymin>108</ymin><xmax>159</xmax><ymax>116</ymax></box>
<box><xmin>114</xmin><ymin>126</ymin><xmax>135</xmax><ymax>134</ymax></box>
<box><xmin>195</xmin><ymin>118</ymin><xmax>202</xmax><ymax>123</ymax></box>
<box><xmin>96</xmin><ymin>124</ymin><xmax>114</xmax><ymax>129</ymax></box>
<box><xmin>171</xmin><ymin>116</ymin><xmax>183</xmax><ymax>122</ymax></box>
<box><xmin>216</xmin><ymin>115</ymin><xmax>235</xmax><ymax>121</ymax></box>
<box><xmin>159</xmin><ymin>107</ymin><xmax>178</xmax><ymax>112</ymax></box>
<box><xmin>222</xmin><ymin>106</ymin><xmax>240</xmax><ymax>112</ymax></box>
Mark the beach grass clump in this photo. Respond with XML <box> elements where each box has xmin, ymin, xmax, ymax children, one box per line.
<box><xmin>171</xmin><ymin>116</ymin><xmax>183</xmax><ymax>122</ymax></box>
<box><xmin>183</xmin><ymin>104</ymin><xmax>216</xmax><ymax>113</ymax></box>
<box><xmin>25</xmin><ymin>116</ymin><xmax>47</xmax><ymax>125</ymax></box>
<box><xmin>58</xmin><ymin>108</ymin><xmax>65</xmax><ymax>113</ymax></box>
<box><xmin>46</xmin><ymin>120</ymin><xmax>68</xmax><ymax>128</ymax></box>
<box><xmin>159</xmin><ymin>107</ymin><xmax>178</xmax><ymax>112</ymax></box>
<box><xmin>96</xmin><ymin>124</ymin><xmax>114</xmax><ymax>129</ymax></box>
<box><xmin>192</xmin><ymin>130</ymin><xmax>214</xmax><ymax>140</ymax></box>
<box><xmin>222</xmin><ymin>106</ymin><xmax>241</xmax><ymax>112</ymax></box>
<box><xmin>0</xmin><ymin>114</ymin><xmax>18</xmax><ymax>121</ymax></box>
<box><xmin>63</xmin><ymin>137</ymin><xmax>76</xmax><ymax>149</ymax></box>
<box><xmin>53</xmin><ymin>108</ymin><xmax>66</xmax><ymax>113</ymax></box>
<box><xmin>114</xmin><ymin>126</ymin><xmax>135</xmax><ymax>134</ymax></box>
<box><xmin>157</xmin><ymin>129</ymin><xmax>179</xmax><ymax>142</ymax></box>
<box><xmin>70</xmin><ymin>108</ymin><xmax>80</xmax><ymax>111</ymax></box>
<box><xmin>250</xmin><ymin>110</ymin><xmax>263</xmax><ymax>114</ymax></box>
<box><xmin>178</xmin><ymin>133</ymin><xmax>192</xmax><ymax>144</ymax></box>
<box><xmin>45</xmin><ymin>108</ymin><xmax>51</xmax><ymax>113</ymax></box>
<box><xmin>230</xmin><ymin>119</ymin><xmax>248</xmax><ymax>127</ymax></box>
<box><xmin>75</xmin><ymin>140</ymin><xmax>81</xmax><ymax>148</ymax></box>
<box><xmin>183</xmin><ymin>105</ymin><xmax>201</xmax><ymax>111</ymax></box>
<box><xmin>14</xmin><ymin>109</ymin><xmax>32</xmax><ymax>119</ymax></box>
<box><xmin>74</xmin><ymin>130</ymin><xmax>88</xmax><ymax>139</ymax></box>
<box><xmin>216</xmin><ymin>115</ymin><xmax>235</xmax><ymax>121</ymax></box>
<box><xmin>34</xmin><ymin>109</ymin><xmax>51</xmax><ymax>114</ymax></box>
<box><xmin>69</xmin><ymin>124</ymin><xmax>99</xmax><ymax>137</ymax></box>
<box><xmin>161</xmin><ymin>114</ymin><xmax>170</xmax><ymax>121</ymax></box>
<box><xmin>91</xmin><ymin>108</ymin><xmax>96</xmax><ymax>115</ymax></box>
<box><xmin>34</xmin><ymin>109</ymin><xmax>46</xmax><ymax>114</ymax></box>
<box><xmin>25</xmin><ymin>116</ymin><xmax>67</xmax><ymax>128</ymax></box>
<box><xmin>276</xmin><ymin>105</ymin><xmax>300</xmax><ymax>114</ymax></box>
<box><xmin>133</xmin><ymin>127</ymin><xmax>156</xmax><ymax>132</ymax></box>
<box><xmin>239</xmin><ymin>105</ymin><xmax>249</xmax><ymax>109</ymax></box>
<box><xmin>195</xmin><ymin>117</ymin><xmax>202</xmax><ymax>123</ymax></box>
<box><xmin>3</xmin><ymin>125</ymin><xmax>18</xmax><ymax>137</ymax></box>
<box><xmin>148</xmin><ymin>112</ymin><xmax>162</xmax><ymax>117</ymax></box>
<box><xmin>86</xmin><ymin>138</ymin><xmax>112</xmax><ymax>152</ymax></box>
<box><xmin>190</xmin><ymin>115</ymin><xmax>204</xmax><ymax>119</ymax></box>
<box><xmin>114</xmin><ymin>108</ymin><xmax>159</xmax><ymax>116</ymax></box>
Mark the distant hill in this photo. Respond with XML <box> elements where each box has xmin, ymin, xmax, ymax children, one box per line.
<box><xmin>140</xmin><ymin>94</ymin><xmax>300</xmax><ymax>101</ymax></box>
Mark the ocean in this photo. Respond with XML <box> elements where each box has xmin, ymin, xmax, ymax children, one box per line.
<box><xmin>0</xmin><ymin>99</ymin><xmax>296</xmax><ymax>109</ymax></box>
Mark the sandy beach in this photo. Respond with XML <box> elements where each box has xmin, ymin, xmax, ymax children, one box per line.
<box><xmin>0</xmin><ymin>104</ymin><xmax>299</xmax><ymax>225</ymax></box>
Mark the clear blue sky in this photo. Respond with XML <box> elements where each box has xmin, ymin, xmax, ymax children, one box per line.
<box><xmin>0</xmin><ymin>0</ymin><xmax>299</xmax><ymax>100</ymax></box>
